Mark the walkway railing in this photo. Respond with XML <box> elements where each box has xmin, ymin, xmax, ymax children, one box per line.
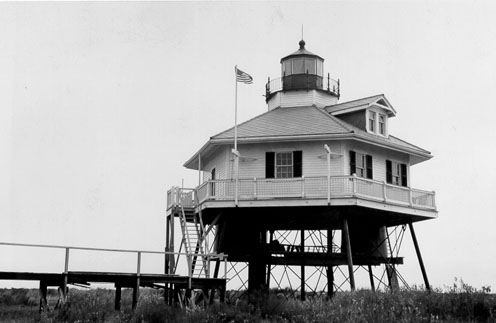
<box><xmin>0</xmin><ymin>241</ymin><xmax>227</xmax><ymax>281</ymax></box>
<box><xmin>167</xmin><ymin>176</ymin><xmax>436</xmax><ymax>211</ymax></box>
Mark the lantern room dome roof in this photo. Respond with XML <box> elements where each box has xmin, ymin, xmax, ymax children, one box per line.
<box><xmin>280</xmin><ymin>39</ymin><xmax>324</xmax><ymax>62</ymax></box>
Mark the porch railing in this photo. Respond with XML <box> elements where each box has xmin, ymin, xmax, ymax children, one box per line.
<box><xmin>167</xmin><ymin>176</ymin><xmax>436</xmax><ymax>211</ymax></box>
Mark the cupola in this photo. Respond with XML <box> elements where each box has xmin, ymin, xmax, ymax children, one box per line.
<box><xmin>265</xmin><ymin>40</ymin><xmax>340</xmax><ymax>110</ymax></box>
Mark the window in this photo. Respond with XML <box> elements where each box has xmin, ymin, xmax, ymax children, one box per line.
<box><xmin>369</xmin><ymin>111</ymin><xmax>376</xmax><ymax>133</ymax></box>
<box><xmin>276</xmin><ymin>152</ymin><xmax>293</xmax><ymax>178</ymax></box>
<box><xmin>379</xmin><ymin>114</ymin><xmax>386</xmax><ymax>135</ymax></box>
<box><xmin>210</xmin><ymin>168</ymin><xmax>216</xmax><ymax>195</ymax></box>
<box><xmin>266</xmin><ymin>151</ymin><xmax>302</xmax><ymax>179</ymax></box>
<box><xmin>304</xmin><ymin>58</ymin><xmax>316</xmax><ymax>74</ymax></box>
<box><xmin>316</xmin><ymin>60</ymin><xmax>323</xmax><ymax>76</ymax></box>
<box><xmin>350</xmin><ymin>151</ymin><xmax>373</xmax><ymax>179</ymax></box>
<box><xmin>293</xmin><ymin>58</ymin><xmax>305</xmax><ymax>74</ymax></box>
<box><xmin>386</xmin><ymin>160</ymin><xmax>407</xmax><ymax>187</ymax></box>
<box><xmin>283</xmin><ymin>60</ymin><xmax>292</xmax><ymax>76</ymax></box>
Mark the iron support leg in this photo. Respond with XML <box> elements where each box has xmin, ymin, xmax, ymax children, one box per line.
<box><xmin>300</xmin><ymin>230</ymin><xmax>305</xmax><ymax>301</ymax></box>
<box><xmin>408</xmin><ymin>222</ymin><xmax>431</xmax><ymax>291</ymax></box>
<box><xmin>342</xmin><ymin>218</ymin><xmax>356</xmax><ymax>291</ymax></box>
<box><xmin>368</xmin><ymin>265</ymin><xmax>375</xmax><ymax>292</ymax></box>
<box><xmin>327</xmin><ymin>266</ymin><xmax>334</xmax><ymax>298</ymax></box>
<box><xmin>327</xmin><ymin>229</ymin><xmax>334</xmax><ymax>298</ymax></box>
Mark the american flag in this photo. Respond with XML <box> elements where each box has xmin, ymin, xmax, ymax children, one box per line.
<box><xmin>236</xmin><ymin>68</ymin><xmax>253</xmax><ymax>84</ymax></box>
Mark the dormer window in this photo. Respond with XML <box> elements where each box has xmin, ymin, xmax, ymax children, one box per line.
<box><xmin>379</xmin><ymin>114</ymin><xmax>386</xmax><ymax>135</ymax></box>
<box><xmin>368</xmin><ymin>111</ymin><xmax>376</xmax><ymax>133</ymax></box>
<box><xmin>366</xmin><ymin>110</ymin><xmax>388</xmax><ymax>136</ymax></box>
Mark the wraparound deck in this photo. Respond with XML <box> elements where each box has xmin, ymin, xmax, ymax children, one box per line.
<box><xmin>167</xmin><ymin>175</ymin><xmax>437</xmax><ymax>218</ymax></box>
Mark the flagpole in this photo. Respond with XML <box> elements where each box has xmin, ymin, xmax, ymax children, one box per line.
<box><xmin>234</xmin><ymin>65</ymin><xmax>238</xmax><ymax>152</ymax></box>
<box><xmin>234</xmin><ymin>66</ymin><xmax>239</xmax><ymax>206</ymax></box>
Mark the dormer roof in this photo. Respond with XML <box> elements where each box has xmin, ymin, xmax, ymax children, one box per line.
<box><xmin>325</xmin><ymin>94</ymin><xmax>396</xmax><ymax>117</ymax></box>
<box><xmin>183</xmin><ymin>102</ymin><xmax>432</xmax><ymax>169</ymax></box>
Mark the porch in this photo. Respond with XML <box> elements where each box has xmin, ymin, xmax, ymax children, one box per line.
<box><xmin>167</xmin><ymin>175</ymin><xmax>436</xmax><ymax>217</ymax></box>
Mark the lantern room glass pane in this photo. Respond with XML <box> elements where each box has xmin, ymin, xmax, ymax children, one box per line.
<box><xmin>283</xmin><ymin>60</ymin><xmax>292</xmax><ymax>76</ymax></box>
<box><xmin>293</xmin><ymin>58</ymin><xmax>304</xmax><ymax>74</ymax></box>
<box><xmin>305</xmin><ymin>58</ymin><xmax>316</xmax><ymax>74</ymax></box>
<box><xmin>316</xmin><ymin>60</ymin><xmax>323</xmax><ymax>76</ymax></box>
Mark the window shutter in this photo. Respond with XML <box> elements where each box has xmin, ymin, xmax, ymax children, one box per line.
<box><xmin>349</xmin><ymin>150</ymin><xmax>356</xmax><ymax>175</ymax></box>
<box><xmin>293</xmin><ymin>151</ymin><xmax>302</xmax><ymax>177</ymax></box>
<box><xmin>265</xmin><ymin>152</ymin><xmax>275</xmax><ymax>178</ymax></box>
<box><xmin>401</xmin><ymin>164</ymin><xmax>408</xmax><ymax>187</ymax></box>
<box><xmin>366</xmin><ymin>155</ymin><xmax>373</xmax><ymax>179</ymax></box>
<box><xmin>386</xmin><ymin>160</ymin><xmax>392</xmax><ymax>184</ymax></box>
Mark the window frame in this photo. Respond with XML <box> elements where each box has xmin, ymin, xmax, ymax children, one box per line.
<box><xmin>368</xmin><ymin>111</ymin><xmax>376</xmax><ymax>133</ymax></box>
<box><xmin>386</xmin><ymin>160</ymin><xmax>408</xmax><ymax>187</ymax></box>
<box><xmin>266</xmin><ymin>151</ymin><xmax>302</xmax><ymax>179</ymax></box>
<box><xmin>379</xmin><ymin>114</ymin><xmax>386</xmax><ymax>135</ymax></box>
<box><xmin>350</xmin><ymin>150</ymin><xmax>373</xmax><ymax>179</ymax></box>
<box><xmin>275</xmin><ymin>152</ymin><xmax>294</xmax><ymax>178</ymax></box>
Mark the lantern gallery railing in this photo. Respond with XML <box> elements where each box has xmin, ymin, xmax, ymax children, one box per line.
<box><xmin>167</xmin><ymin>176</ymin><xmax>436</xmax><ymax>211</ymax></box>
<box><xmin>265</xmin><ymin>74</ymin><xmax>340</xmax><ymax>100</ymax></box>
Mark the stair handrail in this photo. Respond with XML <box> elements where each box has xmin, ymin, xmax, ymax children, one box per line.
<box><xmin>178</xmin><ymin>190</ymin><xmax>193</xmax><ymax>277</ymax></box>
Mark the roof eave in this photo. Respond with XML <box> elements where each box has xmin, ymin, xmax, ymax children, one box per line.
<box><xmin>183</xmin><ymin>140</ymin><xmax>215</xmax><ymax>170</ymax></box>
<box><xmin>184</xmin><ymin>129</ymin><xmax>433</xmax><ymax>169</ymax></box>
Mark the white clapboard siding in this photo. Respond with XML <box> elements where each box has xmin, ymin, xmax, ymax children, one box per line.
<box><xmin>314</xmin><ymin>91</ymin><xmax>339</xmax><ymax>108</ymax></box>
<box><xmin>344</xmin><ymin>141</ymin><xmax>410</xmax><ymax>182</ymax></box>
<box><xmin>201</xmin><ymin>146</ymin><xmax>230</xmax><ymax>182</ymax></box>
<box><xmin>234</xmin><ymin>141</ymin><xmax>344</xmax><ymax>179</ymax></box>
<box><xmin>269</xmin><ymin>90</ymin><xmax>337</xmax><ymax>110</ymax></box>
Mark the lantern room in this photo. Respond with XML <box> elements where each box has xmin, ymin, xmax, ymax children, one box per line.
<box><xmin>266</xmin><ymin>40</ymin><xmax>340</xmax><ymax>110</ymax></box>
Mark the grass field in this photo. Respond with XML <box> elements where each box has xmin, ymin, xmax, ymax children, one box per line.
<box><xmin>1</xmin><ymin>279</ymin><xmax>495</xmax><ymax>322</ymax></box>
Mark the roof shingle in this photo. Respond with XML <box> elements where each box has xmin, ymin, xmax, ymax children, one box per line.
<box><xmin>212</xmin><ymin>106</ymin><xmax>352</xmax><ymax>140</ymax></box>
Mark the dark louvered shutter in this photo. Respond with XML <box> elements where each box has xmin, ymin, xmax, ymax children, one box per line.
<box><xmin>266</xmin><ymin>152</ymin><xmax>275</xmax><ymax>178</ymax></box>
<box><xmin>366</xmin><ymin>155</ymin><xmax>373</xmax><ymax>179</ymax></box>
<box><xmin>349</xmin><ymin>151</ymin><xmax>356</xmax><ymax>175</ymax></box>
<box><xmin>386</xmin><ymin>160</ymin><xmax>392</xmax><ymax>184</ymax></box>
<box><xmin>401</xmin><ymin>164</ymin><xmax>408</xmax><ymax>187</ymax></box>
<box><xmin>293</xmin><ymin>151</ymin><xmax>302</xmax><ymax>177</ymax></box>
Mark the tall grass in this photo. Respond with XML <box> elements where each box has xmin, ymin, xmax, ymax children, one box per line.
<box><xmin>1</xmin><ymin>279</ymin><xmax>495</xmax><ymax>323</ymax></box>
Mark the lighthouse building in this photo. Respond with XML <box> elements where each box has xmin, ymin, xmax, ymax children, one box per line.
<box><xmin>166</xmin><ymin>40</ymin><xmax>437</xmax><ymax>298</ymax></box>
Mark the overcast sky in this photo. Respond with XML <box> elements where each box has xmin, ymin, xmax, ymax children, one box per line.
<box><xmin>1</xmin><ymin>1</ymin><xmax>496</xmax><ymax>290</ymax></box>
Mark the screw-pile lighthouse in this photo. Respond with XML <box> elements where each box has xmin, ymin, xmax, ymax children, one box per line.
<box><xmin>166</xmin><ymin>40</ymin><xmax>437</xmax><ymax>303</ymax></box>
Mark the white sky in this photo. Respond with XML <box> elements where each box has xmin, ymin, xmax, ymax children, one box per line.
<box><xmin>1</xmin><ymin>1</ymin><xmax>496</xmax><ymax>290</ymax></box>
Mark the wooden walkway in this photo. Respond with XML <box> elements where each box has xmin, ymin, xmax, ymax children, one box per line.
<box><xmin>0</xmin><ymin>271</ymin><xmax>226</xmax><ymax>310</ymax></box>
<box><xmin>0</xmin><ymin>242</ymin><xmax>227</xmax><ymax>310</ymax></box>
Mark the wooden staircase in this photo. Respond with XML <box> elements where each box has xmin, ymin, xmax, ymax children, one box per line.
<box><xmin>178</xmin><ymin>203</ymin><xmax>208</xmax><ymax>278</ymax></box>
